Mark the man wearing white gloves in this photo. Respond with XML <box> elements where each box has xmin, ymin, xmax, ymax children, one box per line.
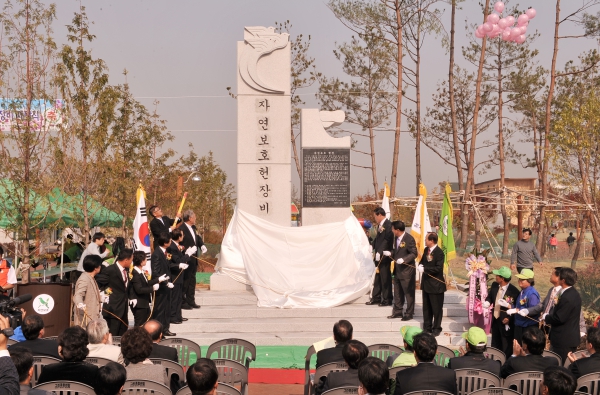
<box><xmin>180</xmin><ymin>210</ymin><xmax>207</xmax><ymax>310</ymax></box>
<box><xmin>167</xmin><ymin>229</ymin><xmax>194</xmax><ymax>325</ymax></box>
<box><xmin>484</xmin><ymin>266</ymin><xmax>520</xmax><ymax>357</ymax></box>
<box><xmin>388</xmin><ymin>221</ymin><xmax>418</xmax><ymax>320</ymax></box>
<box><xmin>151</xmin><ymin>233</ymin><xmax>177</xmax><ymax>337</ymax></box>
<box><xmin>366</xmin><ymin>207</ymin><xmax>394</xmax><ymax>307</ymax></box>
<box><xmin>129</xmin><ymin>251</ymin><xmax>165</xmax><ymax>327</ymax></box>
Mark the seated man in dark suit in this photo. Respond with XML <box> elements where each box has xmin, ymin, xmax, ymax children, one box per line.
<box><xmin>568</xmin><ymin>326</ymin><xmax>600</xmax><ymax>379</ymax></box>
<box><xmin>187</xmin><ymin>359</ymin><xmax>219</xmax><ymax>395</ymax></box>
<box><xmin>315</xmin><ymin>320</ymin><xmax>353</xmax><ymax>368</ymax></box>
<box><xmin>143</xmin><ymin>320</ymin><xmax>178</xmax><ymax>362</ymax></box>
<box><xmin>8</xmin><ymin>347</ymin><xmax>53</xmax><ymax>395</ymax></box>
<box><xmin>541</xmin><ymin>366</ymin><xmax>576</xmax><ymax>395</ymax></box>
<box><xmin>317</xmin><ymin>340</ymin><xmax>368</xmax><ymax>395</ymax></box>
<box><xmin>393</xmin><ymin>332</ymin><xmax>457</xmax><ymax>395</ymax></box>
<box><xmin>501</xmin><ymin>326</ymin><xmax>559</xmax><ymax>379</ymax></box>
<box><xmin>449</xmin><ymin>327</ymin><xmax>502</xmax><ymax>378</ymax></box>
<box><xmin>94</xmin><ymin>362</ymin><xmax>127</xmax><ymax>395</ymax></box>
<box><xmin>14</xmin><ymin>315</ymin><xmax>60</xmax><ymax>359</ymax></box>
<box><xmin>358</xmin><ymin>357</ymin><xmax>389</xmax><ymax>395</ymax></box>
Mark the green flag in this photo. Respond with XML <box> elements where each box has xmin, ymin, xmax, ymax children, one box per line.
<box><xmin>438</xmin><ymin>183</ymin><xmax>456</xmax><ymax>275</ymax></box>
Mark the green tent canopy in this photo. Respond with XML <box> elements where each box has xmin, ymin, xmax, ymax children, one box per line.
<box><xmin>0</xmin><ymin>179</ymin><xmax>57</xmax><ymax>229</ymax></box>
<box><xmin>48</xmin><ymin>188</ymin><xmax>124</xmax><ymax>228</ymax></box>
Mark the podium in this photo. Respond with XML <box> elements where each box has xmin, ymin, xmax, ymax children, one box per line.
<box><xmin>15</xmin><ymin>283</ymin><xmax>73</xmax><ymax>337</ymax></box>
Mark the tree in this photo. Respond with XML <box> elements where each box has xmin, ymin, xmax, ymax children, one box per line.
<box><xmin>318</xmin><ymin>30</ymin><xmax>395</xmax><ymax>195</ymax></box>
<box><xmin>0</xmin><ymin>0</ymin><xmax>57</xmax><ymax>281</ymax></box>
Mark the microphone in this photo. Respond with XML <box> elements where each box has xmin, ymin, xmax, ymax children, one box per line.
<box><xmin>8</xmin><ymin>294</ymin><xmax>32</xmax><ymax>306</ymax></box>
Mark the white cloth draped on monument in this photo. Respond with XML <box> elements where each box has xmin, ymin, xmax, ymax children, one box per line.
<box><xmin>216</xmin><ymin>208</ymin><xmax>374</xmax><ymax>308</ymax></box>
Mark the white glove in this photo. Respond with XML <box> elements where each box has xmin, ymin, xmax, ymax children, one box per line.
<box><xmin>103</xmin><ymin>295</ymin><xmax>109</xmax><ymax>303</ymax></box>
<box><xmin>417</xmin><ymin>264</ymin><xmax>424</xmax><ymax>273</ymax></box>
<box><xmin>541</xmin><ymin>313</ymin><xmax>548</xmax><ymax>321</ymax></box>
<box><xmin>102</xmin><ymin>261</ymin><xmax>110</xmax><ymax>267</ymax></box>
<box><xmin>498</xmin><ymin>299</ymin><xmax>510</xmax><ymax>308</ymax></box>
<box><xmin>396</xmin><ymin>258</ymin><xmax>404</xmax><ymax>264</ymax></box>
<box><xmin>383</xmin><ymin>251</ymin><xmax>391</xmax><ymax>257</ymax></box>
<box><xmin>158</xmin><ymin>274</ymin><xmax>169</xmax><ymax>283</ymax></box>
<box><xmin>152</xmin><ymin>283</ymin><xmax>159</xmax><ymax>291</ymax></box>
<box><xmin>518</xmin><ymin>309</ymin><xmax>529</xmax><ymax>317</ymax></box>
<box><xmin>506</xmin><ymin>308</ymin><xmax>517</xmax><ymax>316</ymax></box>
<box><xmin>200</xmin><ymin>245</ymin><xmax>207</xmax><ymax>254</ymax></box>
<box><xmin>185</xmin><ymin>246</ymin><xmax>197</xmax><ymax>256</ymax></box>
<box><xmin>581</xmin><ymin>332</ymin><xmax>587</xmax><ymax>338</ymax></box>
<box><xmin>179</xmin><ymin>263</ymin><xmax>189</xmax><ymax>270</ymax></box>
<box><xmin>167</xmin><ymin>282</ymin><xmax>174</xmax><ymax>288</ymax></box>
<box><xmin>77</xmin><ymin>303</ymin><xmax>86</xmax><ymax>310</ymax></box>
<box><xmin>505</xmin><ymin>324</ymin><xmax>510</xmax><ymax>331</ymax></box>
<box><xmin>129</xmin><ymin>299</ymin><xmax>137</xmax><ymax>308</ymax></box>
<box><xmin>375</xmin><ymin>253</ymin><xmax>381</xmax><ymax>261</ymax></box>
<box><xmin>482</xmin><ymin>301</ymin><xmax>490</xmax><ymax>309</ymax></box>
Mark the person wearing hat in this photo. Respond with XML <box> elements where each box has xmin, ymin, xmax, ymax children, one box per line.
<box><xmin>484</xmin><ymin>266</ymin><xmax>520</xmax><ymax>357</ymax></box>
<box><xmin>387</xmin><ymin>326</ymin><xmax>421</xmax><ymax>367</ymax></box>
<box><xmin>448</xmin><ymin>327</ymin><xmax>501</xmax><ymax>377</ymax></box>
<box><xmin>506</xmin><ymin>268</ymin><xmax>541</xmax><ymax>345</ymax></box>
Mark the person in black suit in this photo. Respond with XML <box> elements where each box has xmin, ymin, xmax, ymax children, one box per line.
<box><xmin>13</xmin><ymin>315</ymin><xmax>60</xmax><ymax>359</ymax></box>
<box><xmin>149</xmin><ymin>205</ymin><xmax>181</xmax><ymax>249</ymax></box>
<box><xmin>568</xmin><ymin>327</ymin><xmax>600</xmax><ymax>379</ymax></box>
<box><xmin>541</xmin><ymin>366</ymin><xmax>577</xmax><ymax>395</ymax></box>
<box><xmin>143</xmin><ymin>320</ymin><xmax>179</xmax><ymax>362</ymax></box>
<box><xmin>366</xmin><ymin>207</ymin><xmax>394</xmax><ymax>306</ymax></box>
<box><xmin>543</xmin><ymin>267</ymin><xmax>583</xmax><ymax>364</ymax></box>
<box><xmin>37</xmin><ymin>326</ymin><xmax>99</xmax><ymax>387</ymax></box>
<box><xmin>316</xmin><ymin>320</ymin><xmax>353</xmax><ymax>368</ymax></box>
<box><xmin>8</xmin><ymin>346</ymin><xmax>54</xmax><ymax>395</ymax></box>
<box><xmin>359</xmin><ymin>357</ymin><xmax>389</xmax><ymax>395</ymax></box>
<box><xmin>166</xmin><ymin>229</ymin><xmax>196</xmax><ymax>325</ymax></box>
<box><xmin>484</xmin><ymin>266</ymin><xmax>520</xmax><ymax>357</ymax></box>
<box><xmin>150</xmin><ymin>233</ymin><xmax>176</xmax><ymax>337</ymax></box>
<box><xmin>448</xmin><ymin>327</ymin><xmax>502</xmax><ymax>378</ymax></box>
<box><xmin>393</xmin><ymin>332</ymin><xmax>457</xmax><ymax>395</ymax></box>
<box><xmin>96</xmin><ymin>249</ymin><xmax>134</xmax><ymax>336</ymax></box>
<box><xmin>500</xmin><ymin>326</ymin><xmax>559</xmax><ymax>378</ymax></box>
<box><xmin>418</xmin><ymin>233</ymin><xmax>446</xmax><ymax>337</ymax></box>
<box><xmin>388</xmin><ymin>221</ymin><xmax>418</xmax><ymax>320</ymax></box>
<box><xmin>180</xmin><ymin>210</ymin><xmax>206</xmax><ymax>309</ymax></box>
<box><xmin>129</xmin><ymin>251</ymin><xmax>165</xmax><ymax>327</ymax></box>
<box><xmin>317</xmin><ymin>340</ymin><xmax>368</xmax><ymax>395</ymax></box>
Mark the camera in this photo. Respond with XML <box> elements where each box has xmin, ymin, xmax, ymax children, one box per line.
<box><xmin>0</xmin><ymin>294</ymin><xmax>31</xmax><ymax>334</ymax></box>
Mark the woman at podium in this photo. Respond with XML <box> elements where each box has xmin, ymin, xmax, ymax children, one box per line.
<box><xmin>73</xmin><ymin>255</ymin><xmax>103</xmax><ymax>326</ymax></box>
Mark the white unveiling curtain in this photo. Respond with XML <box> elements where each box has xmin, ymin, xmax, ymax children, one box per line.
<box><xmin>216</xmin><ymin>208</ymin><xmax>374</xmax><ymax>308</ymax></box>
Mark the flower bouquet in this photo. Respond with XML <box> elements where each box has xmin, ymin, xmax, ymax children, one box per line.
<box><xmin>465</xmin><ymin>249</ymin><xmax>492</xmax><ymax>334</ymax></box>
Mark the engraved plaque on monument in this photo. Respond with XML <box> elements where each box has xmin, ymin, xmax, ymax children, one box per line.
<box><xmin>302</xmin><ymin>148</ymin><xmax>350</xmax><ymax>208</ymax></box>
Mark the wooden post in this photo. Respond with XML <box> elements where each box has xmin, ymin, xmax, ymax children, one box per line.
<box><xmin>517</xmin><ymin>195</ymin><xmax>523</xmax><ymax>240</ymax></box>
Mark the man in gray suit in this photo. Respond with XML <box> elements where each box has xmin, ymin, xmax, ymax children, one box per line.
<box><xmin>388</xmin><ymin>221</ymin><xmax>418</xmax><ymax>320</ymax></box>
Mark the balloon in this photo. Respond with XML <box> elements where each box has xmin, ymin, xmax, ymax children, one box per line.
<box><xmin>498</xmin><ymin>18</ymin><xmax>509</xmax><ymax>29</ymax></box>
<box><xmin>518</xmin><ymin>14</ymin><xmax>530</xmax><ymax>26</ymax></box>
<box><xmin>483</xmin><ymin>22</ymin><xmax>494</xmax><ymax>32</ymax></box>
<box><xmin>520</xmin><ymin>25</ymin><xmax>528</xmax><ymax>34</ymax></box>
<box><xmin>487</xmin><ymin>14</ymin><xmax>500</xmax><ymax>24</ymax></box>
<box><xmin>526</xmin><ymin>8</ymin><xmax>536</xmax><ymax>19</ymax></box>
<box><xmin>494</xmin><ymin>1</ymin><xmax>505</xmax><ymax>13</ymax></box>
<box><xmin>515</xmin><ymin>34</ymin><xmax>526</xmax><ymax>44</ymax></box>
<box><xmin>510</xmin><ymin>27</ymin><xmax>521</xmax><ymax>37</ymax></box>
<box><xmin>507</xmin><ymin>16</ymin><xmax>515</xmax><ymax>25</ymax></box>
<box><xmin>502</xmin><ymin>29</ymin><xmax>512</xmax><ymax>41</ymax></box>
<box><xmin>475</xmin><ymin>29</ymin><xmax>485</xmax><ymax>39</ymax></box>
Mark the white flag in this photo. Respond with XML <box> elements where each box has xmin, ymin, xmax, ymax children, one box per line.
<box><xmin>382</xmin><ymin>182</ymin><xmax>391</xmax><ymax>220</ymax></box>
<box><xmin>410</xmin><ymin>184</ymin><xmax>432</xmax><ymax>263</ymax></box>
<box><xmin>133</xmin><ymin>186</ymin><xmax>152</xmax><ymax>275</ymax></box>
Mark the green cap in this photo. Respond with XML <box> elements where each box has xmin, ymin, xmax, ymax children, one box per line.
<box><xmin>401</xmin><ymin>326</ymin><xmax>423</xmax><ymax>347</ymax></box>
<box><xmin>516</xmin><ymin>268</ymin><xmax>535</xmax><ymax>280</ymax></box>
<box><xmin>462</xmin><ymin>327</ymin><xmax>488</xmax><ymax>346</ymax></box>
<box><xmin>492</xmin><ymin>266</ymin><xmax>512</xmax><ymax>279</ymax></box>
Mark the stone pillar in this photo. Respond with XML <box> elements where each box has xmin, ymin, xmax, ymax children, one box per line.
<box><xmin>301</xmin><ymin>109</ymin><xmax>352</xmax><ymax>226</ymax></box>
<box><xmin>237</xmin><ymin>27</ymin><xmax>291</xmax><ymax>226</ymax></box>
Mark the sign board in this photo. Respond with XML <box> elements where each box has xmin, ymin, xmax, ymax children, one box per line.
<box><xmin>302</xmin><ymin>148</ymin><xmax>350</xmax><ymax>208</ymax></box>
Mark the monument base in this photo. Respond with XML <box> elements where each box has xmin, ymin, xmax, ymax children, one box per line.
<box><xmin>210</xmin><ymin>272</ymin><xmax>253</xmax><ymax>292</ymax></box>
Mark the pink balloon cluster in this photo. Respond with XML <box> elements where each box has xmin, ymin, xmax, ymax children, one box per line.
<box><xmin>475</xmin><ymin>2</ymin><xmax>536</xmax><ymax>44</ymax></box>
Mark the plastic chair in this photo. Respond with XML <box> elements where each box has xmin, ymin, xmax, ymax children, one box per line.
<box><xmin>31</xmin><ymin>355</ymin><xmax>61</xmax><ymax>387</ymax></box>
<box><xmin>112</xmin><ymin>335</ymin><xmax>121</xmax><ymax>347</ymax></box>
<box><xmin>484</xmin><ymin>347</ymin><xmax>506</xmax><ymax>365</ymax></box>
<box><xmin>434</xmin><ymin>345</ymin><xmax>456</xmax><ymax>367</ymax></box>
<box><xmin>122</xmin><ymin>379</ymin><xmax>172</xmax><ymax>395</ymax></box>
<box><xmin>542</xmin><ymin>350</ymin><xmax>562</xmax><ymax>365</ymax></box>
<box><xmin>404</xmin><ymin>391</ymin><xmax>454</xmax><ymax>395</ymax></box>
<box><xmin>159</xmin><ymin>338</ymin><xmax>201</xmax><ymax>370</ymax></box>
<box><xmin>32</xmin><ymin>381</ymin><xmax>94</xmax><ymax>395</ymax></box>
<box><xmin>322</xmin><ymin>387</ymin><xmax>359</xmax><ymax>395</ymax></box>
<box><xmin>83</xmin><ymin>356</ymin><xmax>113</xmax><ymax>367</ymax></box>
<box><xmin>575</xmin><ymin>392</ymin><xmax>589</xmax><ymax>395</ymax></box>
<box><xmin>312</xmin><ymin>362</ymin><xmax>349</xmax><ymax>395</ymax></box>
<box><xmin>304</xmin><ymin>345</ymin><xmax>316</xmax><ymax>395</ymax></box>
<box><xmin>206</xmin><ymin>338</ymin><xmax>256</xmax><ymax>369</ymax></box>
<box><xmin>368</xmin><ymin>344</ymin><xmax>404</xmax><ymax>362</ymax></box>
<box><xmin>176</xmin><ymin>384</ymin><xmax>242</xmax><ymax>395</ymax></box>
<box><xmin>7</xmin><ymin>338</ymin><xmax>18</xmax><ymax>346</ymax></box>
<box><xmin>150</xmin><ymin>358</ymin><xmax>185</xmax><ymax>384</ymax></box>
<box><xmin>468</xmin><ymin>388</ymin><xmax>522</xmax><ymax>395</ymax></box>
<box><xmin>564</xmin><ymin>350</ymin><xmax>590</xmax><ymax>368</ymax></box>
<box><xmin>389</xmin><ymin>366</ymin><xmax>413</xmax><ymax>394</ymax></box>
<box><xmin>43</xmin><ymin>336</ymin><xmax>58</xmax><ymax>341</ymax></box>
<box><xmin>454</xmin><ymin>368</ymin><xmax>501</xmax><ymax>395</ymax></box>
<box><xmin>576</xmin><ymin>372</ymin><xmax>600</xmax><ymax>395</ymax></box>
<box><xmin>213</xmin><ymin>358</ymin><xmax>249</xmax><ymax>395</ymax></box>
<box><xmin>504</xmin><ymin>371</ymin><xmax>544</xmax><ymax>395</ymax></box>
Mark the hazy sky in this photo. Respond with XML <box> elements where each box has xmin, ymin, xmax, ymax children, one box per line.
<box><xmin>48</xmin><ymin>0</ymin><xmax>598</xmax><ymax>199</ymax></box>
